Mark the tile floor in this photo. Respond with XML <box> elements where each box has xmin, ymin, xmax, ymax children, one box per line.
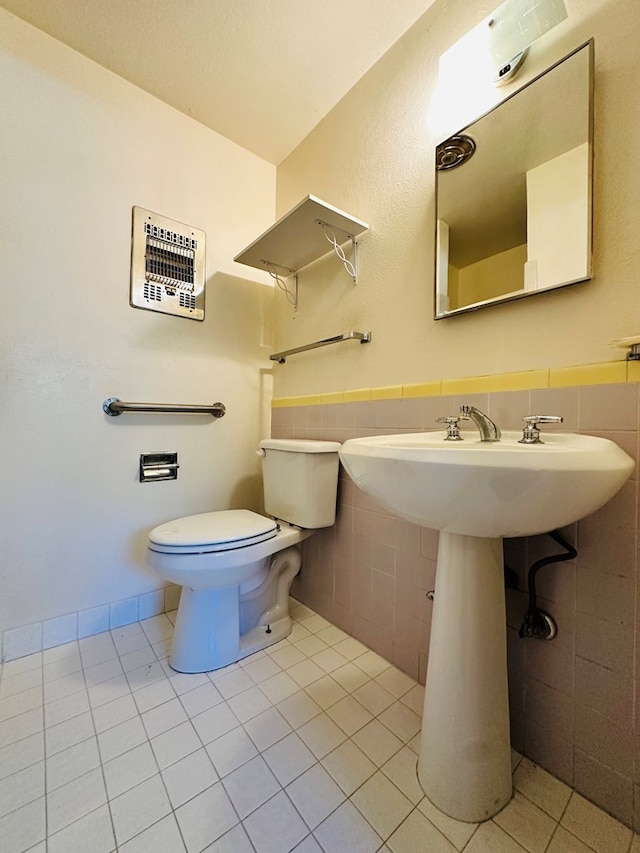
<box><xmin>0</xmin><ymin>599</ymin><xmax>637</xmax><ymax>853</ymax></box>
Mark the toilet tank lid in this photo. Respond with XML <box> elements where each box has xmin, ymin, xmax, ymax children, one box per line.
<box><xmin>259</xmin><ymin>439</ymin><xmax>341</xmax><ymax>453</ymax></box>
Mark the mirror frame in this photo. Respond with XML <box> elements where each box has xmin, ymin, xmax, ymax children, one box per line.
<box><xmin>434</xmin><ymin>39</ymin><xmax>594</xmax><ymax>320</ymax></box>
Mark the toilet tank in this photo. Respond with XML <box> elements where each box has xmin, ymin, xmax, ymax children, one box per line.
<box><xmin>259</xmin><ymin>439</ymin><xmax>341</xmax><ymax>528</ymax></box>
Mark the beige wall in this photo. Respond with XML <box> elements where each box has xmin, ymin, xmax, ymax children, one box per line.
<box><xmin>273</xmin><ymin>0</ymin><xmax>640</xmax><ymax>399</ymax></box>
<box><xmin>0</xmin><ymin>9</ymin><xmax>276</xmax><ymax>636</ymax></box>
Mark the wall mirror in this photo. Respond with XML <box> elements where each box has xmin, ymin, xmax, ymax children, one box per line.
<box><xmin>434</xmin><ymin>40</ymin><xmax>593</xmax><ymax>319</ymax></box>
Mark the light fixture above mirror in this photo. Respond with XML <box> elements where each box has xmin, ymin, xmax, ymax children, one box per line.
<box><xmin>488</xmin><ymin>0</ymin><xmax>568</xmax><ymax>84</ymax></box>
<box><xmin>434</xmin><ymin>39</ymin><xmax>593</xmax><ymax>320</ymax></box>
<box><xmin>438</xmin><ymin>0</ymin><xmax>568</xmax><ymax>92</ymax></box>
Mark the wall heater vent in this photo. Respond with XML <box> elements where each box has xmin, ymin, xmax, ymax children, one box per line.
<box><xmin>130</xmin><ymin>207</ymin><xmax>206</xmax><ymax>321</ymax></box>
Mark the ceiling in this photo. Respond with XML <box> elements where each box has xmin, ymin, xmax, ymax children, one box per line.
<box><xmin>1</xmin><ymin>0</ymin><xmax>438</xmax><ymax>164</ymax></box>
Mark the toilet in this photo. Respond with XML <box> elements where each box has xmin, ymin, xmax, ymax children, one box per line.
<box><xmin>146</xmin><ymin>439</ymin><xmax>340</xmax><ymax>673</ymax></box>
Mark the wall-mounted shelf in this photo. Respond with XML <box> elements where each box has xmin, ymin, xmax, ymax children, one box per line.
<box><xmin>234</xmin><ymin>195</ymin><xmax>368</xmax><ymax>310</ymax></box>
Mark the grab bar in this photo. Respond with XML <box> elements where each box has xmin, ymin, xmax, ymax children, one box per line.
<box><xmin>103</xmin><ymin>397</ymin><xmax>226</xmax><ymax>418</ymax></box>
<box><xmin>270</xmin><ymin>330</ymin><xmax>372</xmax><ymax>363</ymax></box>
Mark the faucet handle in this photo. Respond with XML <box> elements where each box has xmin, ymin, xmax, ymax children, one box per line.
<box><xmin>519</xmin><ymin>415</ymin><xmax>563</xmax><ymax>444</ymax></box>
<box><xmin>435</xmin><ymin>415</ymin><xmax>469</xmax><ymax>441</ymax></box>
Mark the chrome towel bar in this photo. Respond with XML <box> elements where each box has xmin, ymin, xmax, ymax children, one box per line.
<box><xmin>103</xmin><ymin>398</ymin><xmax>226</xmax><ymax>418</ymax></box>
<box><xmin>270</xmin><ymin>330</ymin><xmax>372</xmax><ymax>364</ymax></box>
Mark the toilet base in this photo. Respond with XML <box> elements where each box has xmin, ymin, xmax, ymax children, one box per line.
<box><xmin>238</xmin><ymin>614</ymin><xmax>293</xmax><ymax>661</ymax></box>
<box><xmin>169</xmin><ymin>585</ymin><xmax>239</xmax><ymax>673</ymax></box>
<box><xmin>168</xmin><ymin>545</ymin><xmax>301</xmax><ymax>673</ymax></box>
<box><xmin>169</xmin><ymin>592</ymin><xmax>293</xmax><ymax>672</ymax></box>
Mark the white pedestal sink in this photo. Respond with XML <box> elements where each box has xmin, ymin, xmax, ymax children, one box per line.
<box><xmin>339</xmin><ymin>430</ymin><xmax>634</xmax><ymax>822</ymax></box>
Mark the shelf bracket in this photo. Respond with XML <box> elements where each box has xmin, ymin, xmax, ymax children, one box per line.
<box><xmin>318</xmin><ymin>220</ymin><xmax>359</xmax><ymax>282</ymax></box>
<box><xmin>265</xmin><ymin>263</ymin><xmax>299</xmax><ymax>311</ymax></box>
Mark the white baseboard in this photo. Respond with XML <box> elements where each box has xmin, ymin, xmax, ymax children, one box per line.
<box><xmin>0</xmin><ymin>584</ymin><xmax>181</xmax><ymax>662</ymax></box>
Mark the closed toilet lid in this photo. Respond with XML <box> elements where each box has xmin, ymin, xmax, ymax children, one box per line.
<box><xmin>148</xmin><ymin>509</ymin><xmax>278</xmax><ymax>554</ymax></box>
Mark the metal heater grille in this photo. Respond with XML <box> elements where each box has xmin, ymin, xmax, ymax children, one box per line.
<box><xmin>130</xmin><ymin>207</ymin><xmax>206</xmax><ymax>320</ymax></box>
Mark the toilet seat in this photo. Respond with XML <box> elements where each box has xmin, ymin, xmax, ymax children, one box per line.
<box><xmin>148</xmin><ymin>509</ymin><xmax>278</xmax><ymax>555</ymax></box>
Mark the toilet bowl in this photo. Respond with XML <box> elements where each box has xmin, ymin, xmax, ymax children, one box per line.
<box><xmin>146</xmin><ymin>439</ymin><xmax>340</xmax><ymax>673</ymax></box>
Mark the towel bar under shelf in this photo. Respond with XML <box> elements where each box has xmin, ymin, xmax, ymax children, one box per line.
<box><xmin>270</xmin><ymin>331</ymin><xmax>372</xmax><ymax>363</ymax></box>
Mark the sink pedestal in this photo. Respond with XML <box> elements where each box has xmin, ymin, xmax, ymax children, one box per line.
<box><xmin>418</xmin><ymin>532</ymin><xmax>512</xmax><ymax>822</ymax></box>
<box><xmin>339</xmin><ymin>430</ymin><xmax>635</xmax><ymax>822</ymax></box>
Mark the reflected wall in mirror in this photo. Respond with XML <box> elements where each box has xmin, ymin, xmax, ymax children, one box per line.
<box><xmin>434</xmin><ymin>40</ymin><xmax>593</xmax><ymax>319</ymax></box>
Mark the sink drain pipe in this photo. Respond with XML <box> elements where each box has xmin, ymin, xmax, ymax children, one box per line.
<box><xmin>425</xmin><ymin>530</ymin><xmax>577</xmax><ymax>641</ymax></box>
<box><xmin>518</xmin><ymin>529</ymin><xmax>577</xmax><ymax>640</ymax></box>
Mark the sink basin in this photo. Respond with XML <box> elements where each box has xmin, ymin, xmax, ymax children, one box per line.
<box><xmin>339</xmin><ymin>429</ymin><xmax>634</xmax><ymax>823</ymax></box>
<box><xmin>339</xmin><ymin>430</ymin><xmax>634</xmax><ymax>538</ymax></box>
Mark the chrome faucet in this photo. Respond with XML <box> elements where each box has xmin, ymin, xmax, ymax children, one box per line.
<box><xmin>460</xmin><ymin>404</ymin><xmax>501</xmax><ymax>442</ymax></box>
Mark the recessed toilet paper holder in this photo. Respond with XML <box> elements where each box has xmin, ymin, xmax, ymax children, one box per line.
<box><xmin>140</xmin><ymin>452</ymin><xmax>179</xmax><ymax>482</ymax></box>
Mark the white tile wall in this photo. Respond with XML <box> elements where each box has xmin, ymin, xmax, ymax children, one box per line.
<box><xmin>1</xmin><ymin>586</ymin><xmax>179</xmax><ymax>664</ymax></box>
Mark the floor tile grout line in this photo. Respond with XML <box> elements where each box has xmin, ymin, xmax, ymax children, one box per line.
<box><xmin>0</xmin><ymin>688</ymin><xmax>45</xmax><ymax>729</ymax></box>
<box><xmin>543</xmin><ymin>790</ymin><xmax>603</xmax><ymax>853</ymax></box>
<box><xmin>37</xmin><ymin>648</ymin><xmax>48</xmax><ymax>852</ymax></box>
<box><xmin>493</xmin><ymin>799</ymin><xmax>556</xmax><ymax>853</ymax></box>
<box><xmin>0</xmin><ymin>733</ymin><xmax>47</xmax><ymax>785</ymax></box>
<box><xmin>0</xmin><ymin>706</ymin><xmax>405</xmax><ymax>834</ymax></box>
<box><xmin>162</xmin><ymin>663</ymin><xmax>266</xmax><ymax>833</ymax></box>
<box><xmin>511</xmin><ymin>770</ymin><xmax>572</xmax><ymax>826</ymax></box>
<box><xmin>152</xmin><ymin>689</ymin><xmax>395</xmax><ymax>843</ymax></box>
<box><xmin>84</xmin><ymin>646</ymin><xmax>123</xmax><ymax>853</ymax></box>
<box><xmin>39</xmin><ymin>713</ymin><xmax>583</xmax><ymax>853</ymax></box>
<box><xmin>135</xmin><ymin>728</ymin><xmax>192</xmax><ymax>853</ymax></box>
<box><xmin>5</xmin><ymin>603</ymin><xmax>637</xmax><ymax>852</ymax></box>
<box><xmin>87</xmin><ymin>623</ymin><xmax>189</xmax><ymax>851</ymax></box>
<box><xmin>222</xmin><ymin>760</ymin><xmax>358</xmax><ymax>851</ymax></box>
<box><xmin>0</xmin><ymin>667</ymin><xmax>44</xmax><ymax>701</ymax></box>
<box><xmin>458</xmin><ymin>820</ymin><xmax>481</xmax><ymax>852</ymax></box>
